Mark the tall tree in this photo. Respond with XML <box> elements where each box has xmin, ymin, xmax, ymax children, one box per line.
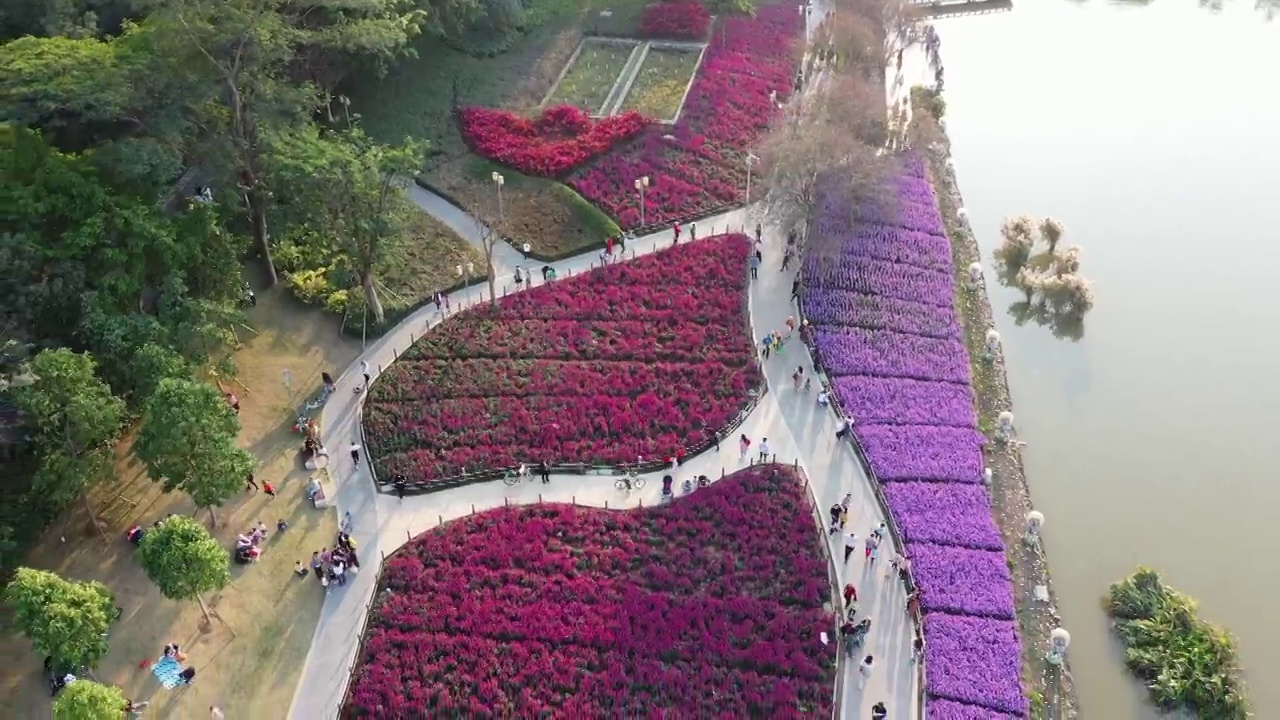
<box><xmin>12</xmin><ymin>349</ymin><xmax>125</xmax><ymax>534</ymax></box>
<box><xmin>136</xmin><ymin>515</ymin><xmax>230</xmax><ymax>625</ymax></box>
<box><xmin>134</xmin><ymin>378</ymin><xmax>254</xmax><ymax>527</ymax></box>
<box><xmin>5</xmin><ymin>567</ymin><xmax>120</xmax><ymax>669</ymax></box>
<box><xmin>141</xmin><ymin>0</ymin><xmax>426</xmax><ymax>286</ymax></box>
<box><xmin>264</xmin><ymin>125</ymin><xmax>428</xmax><ymax>325</ymax></box>
<box><xmin>52</xmin><ymin>680</ymin><xmax>128</xmax><ymax>720</ymax></box>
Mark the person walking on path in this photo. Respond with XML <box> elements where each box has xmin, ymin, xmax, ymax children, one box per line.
<box><xmin>349</xmin><ymin>442</ymin><xmax>362</xmax><ymax>465</ymax></box>
<box><xmin>843</xmin><ymin>583</ymin><xmax>857</xmax><ymax>605</ymax></box>
<box><xmin>872</xmin><ymin>522</ymin><xmax>887</xmax><ymax>542</ymax></box>
<box><xmin>360</xmin><ymin>360</ymin><xmax>371</xmax><ymax>391</ymax></box>
<box><xmin>829</xmin><ymin>504</ymin><xmax>842</xmax><ymax>533</ymax></box>
<box><xmin>434</xmin><ymin>292</ymin><xmax>443</xmax><ymax>315</ymax></box>
<box><xmin>761</xmin><ymin>333</ymin><xmax>773</xmax><ymax>359</ymax></box>
<box><xmin>841</xmin><ymin>492</ymin><xmax>853</xmax><ymax>511</ymax></box>
<box><xmin>755</xmin><ymin>223</ymin><xmax>763</xmax><ymax>244</ymax></box>
<box><xmin>245</xmin><ymin>473</ymin><xmax>259</xmax><ymax>492</ymax></box>
<box><xmin>791</xmin><ymin>277</ymin><xmax>801</xmax><ymax>302</ymax></box>
<box><xmin>539</xmin><ymin>460</ymin><xmax>551</xmax><ymax>484</ymax></box>
<box><xmin>835</xmin><ymin>418</ymin><xmax>849</xmax><ymax>440</ymax></box>
<box><xmin>310</xmin><ymin>552</ymin><xmax>323</xmax><ymax>580</ymax></box>
<box><xmin>910</xmin><ymin>637</ymin><xmax>924</xmax><ymax>665</ymax></box>
<box><xmin>322</xmin><ymin>372</ymin><xmax>336</xmax><ymax>395</ymax></box>
<box><xmin>792</xmin><ymin>366</ymin><xmax>804</xmax><ymax>391</ymax></box>
<box><xmin>749</xmin><ymin>252</ymin><xmax>760</xmax><ymax>279</ymax></box>
<box><xmin>673</xmin><ymin>221</ymin><xmax>681</xmax><ymax>245</ymax></box>
<box><xmin>872</xmin><ymin>701</ymin><xmax>888</xmax><ymax>719</ymax></box>
<box><xmin>690</xmin><ymin>222</ymin><xmax>697</xmax><ymax>241</ymax></box>
<box><xmin>393</xmin><ymin>474</ymin><xmax>406</xmax><ymax>501</ymax></box>
<box><xmin>263</xmin><ymin>481</ymin><xmax>276</xmax><ymax>498</ymax></box>
<box><xmin>858</xmin><ymin>655</ymin><xmax>875</xmax><ymax>690</ymax></box>
<box><xmin>738</xmin><ymin>434</ymin><xmax>751</xmax><ymax>460</ymax></box>
<box><xmin>758</xmin><ymin>438</ymin><xmax>771</xmax><ymax>462</ymax></box>
<box><xmin>843</xmin><ymin>531</ymin><xmax>859</xmax><ymax>562</ymax></box>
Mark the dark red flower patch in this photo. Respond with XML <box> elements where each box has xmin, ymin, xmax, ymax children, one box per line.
<box><xmin>458</xmin><ymin>104</ymin><xmax>649</xmax><ymax>178</ymax></box>
<box><xmin>344</xmin><ymin>465</ymin><xmax>837</xmax><ymax>716</ymax></box>
<box><xmin>364</xmin><ymin>234</ymin><xmax>760</xmax><ymax>483</ymax></box>
<box><xmin>639</xmin><ymin>1</ymin><xmax>712</xmax><ymax>40</ymax></box>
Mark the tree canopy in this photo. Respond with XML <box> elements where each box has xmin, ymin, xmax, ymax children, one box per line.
<box><xmin>5</xmin><ymin>567</ymin><xmax>119</xmax><ymax>668</ymax></box>
<box><xmin>136</xmin><ymin>515</ymin><xmax>230</xmax><ymax>622</ymax></box>
<box><xmin>52</xmin><ymin>679</ymin><xmax>128</xmax><ymax>720</ymax></box>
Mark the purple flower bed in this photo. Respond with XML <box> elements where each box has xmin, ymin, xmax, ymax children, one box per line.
<box><xmin>803</xmin><ymin>255</ymin><xmax>954</xmax><ymax>308</ymax></box>
<box><xmin>832</xmin><ymin>376</ymin><xmax>975</xmax><ymax>427</ymax></box>
<box><xmin>804</xmin><ymin>290</ymin><xmax>960</xmax><ymax>339</ymax></box>
<box><xmin>907</xmin><ymin>544</ymin><xmax>1015</xmax><ymax>620</ymax></box>
<box><xmin>881</xmin><ymin>482</ymin><xmax>1003</xmax><ymax>551</ymax></box>
<box><xmin>926</xmin><ymin>699</ymin><xmax>1023</xmax><ymax>720</ymax></box>
<box><xmin>924</xmin><ymin>614</ymin><xmax>1028</xmax><ymax>715</ymax></box>
<box><xmin>814</xmin><ymin>328</ymin><xmax>970</xmax><ymax>385</ymax></box>
<box><xmin>852</xmin><ymin>195</ymin><xmax>946</xmax><ymax>235</ymax></box>
<box><xmin>834</xmin><ymin>223</ymin><xmax>954</xmax><ymax>271</ymax></box>
<box><xmin>856</xmin><ymin>424</ymin><xmax>985</xmax><ymax>483</ymax></box>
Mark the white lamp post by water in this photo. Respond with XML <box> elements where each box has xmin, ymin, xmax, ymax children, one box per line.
<box><xmin>968</xmin><ymin>261</ymin><xmax>983</xmax><ymax>287</ymax></box>
<box><xmin>491</xmin><ymin>171</ymin><xmax>505</xmax><ymax>225</ymax></box>
<box><xmin>634</xmin><ymin>176</ymin><xmax>650</xmax><ymax>226</ymax></box>
<box><xmin>1025</xmin><ymin>510</ymin><xmax>1044</xmax><ymax>546</ymax></box>
<box><xmin>957</xmin><ymin>207</ymin><xmax>969</xmax><ymax>221</ymax></box>
<box><xmin>1047</xmin><ymin>628</ymin><xmax>1070</xmax><ymax>666</ymax></box>
<box><xmin>984</xmin><ymin>329</ymin><xmax>1001</xmax><ymax>360</ymax></box>
<box><xmin>745</xmin><ymin>153</ymin><xmax>759</xmax><ymax>204</ymax></box>
<box><xmin>997</xmin><ymin>410</ymin><xmax>1015</xmax><ymax>443</ymax></box>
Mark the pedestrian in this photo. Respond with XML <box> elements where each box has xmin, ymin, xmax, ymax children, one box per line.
<box><xmin>758</xmin><ymin>438</ymin><xmax>771</xmax><ymax>462</ymax></box>
<box><xmin>835</xmin><ymin>418</ymin><xmax>849</xmax><ymax>439</ymax></box>
<box><xmin>872</xmin><ymin>522</ymin><xmax>887</xmax><ymax>541</ymax></box>
<box><xmin>310</xmin><ymin>552</ymin><xmax>323</xmax><ymax>579</ymax></box>
<box><xmin>787</xmin><ymin>229</ymin><xmax>797</xmax><ymax>248</ymax></box>
<box><xmin>360</xmin><ymin>359</ymin><xmax>371</xmax><ymax>390</ymax></box>
<box><xmin>828</xmin><ymin>503</ymin><xmax>842</xmax><ymax>531</ymax></box>
<box><xmin>781</xmin><ymin>250</ymin><xmax>792</xmax><ymax>270</ymax></box>
<box><xmin>333</xmin><ymin>561</ymin><xmax>346</xmax><ymax>587</ymax></box>
<box><xmin>898</xmin><ymin>556</ymin><xmax>913</xmax><ymax>584</ymax></box>
<box><xmin>843</xmin><ymin>531</ymin><xmax>859</xmax><ymax>562</ymax></box>
<box><xmin>839</xmin><ymin>505</ymin><xmax>849</xmax><ymax>529</ymax></box>
<box><xmin>738</xmin><ymin>434</ymin><xmax>751</xmax><ymax>460</ymax></box>
<box><xmin>340</xmin><ymin>511</ymin><xmax>354</xmax><ymax>534</ymax></box>
<box><xmin>350</xmin><ymin>441</ymin><xmax>362</xmax><ymax>465</ymax></box>
<box><xmin>541</xmin><ymin>265</ymin><xmax>551</xmax><ymax>281</ymax></box>
<box><xmin>263</xmin><ymin>481</ymin><xmax>276</xmax><ymax>498</ymax></box>
<box><xmin>906</xmin><ymin>590</ymin><xmax>921</xmax><ymax>617</ymax></box>
<box><xmin>444</xmin><ymin>293</ymin><xmax>451</xmax><ymax>313</ymax></box>
<box><xmin>539</xmin><ymin>460</ymin><xmax>551</xmax><ymax>484</ymax></box>
<box><xmin>791</xmin><ymin>277</ymin><xmax>801</xmax><ymax>302</ymax></box>
<box><xmin>211</xmin><ymin>707</ymin><xmax>225</xmax><ymax>720</ymax></box>
<box><xmin>792</xmin><ymin>366</ymin><xmax>804</xmax><ymax>391</ymax></box>
<box><xmin>755</xmin><ymin>223</ymin><xmax>762</xmax><ymax>243</ymax></box>
<box><xmin>858</xmin><ymin>655</ymin><xmax>875</xmax><ymax>690</ymax></box>
<box><xmin>294</xmin><ymin>561</ymin><xmax>309</xmax><ymax>577</ymax></box>
<box><xmin>434</xmin><ymin>292</ymin><xmax>443</xmax><ymax>314</ymax></box>
<box><xmin>707</xmin><ymin>427</ymin><xmax>720</xmax><ymax>451</ymax></box>
<box><xmin>180</xmin><ymin>666</ymin><xmax>196</xmax><ymax>685</ymax></box>
<box><xmin>841</xmin><ymin>492</ymin><xmax>853</xmax><ymax>510</ymax></box>
<box><xmin>606</xmin><ymin>235</ymin><xmax>614</xmax><ymax>257</ymax></box>
<box><xmin>673</xmin><ymin>221</ymin><xmax>681</xmax><ymax>245</ymax></box>
<box><xmin>761</xmin><ymin>333</ymin><xmax>773</xmax><ymax>359</ymax></box>
<box><xmin>393</xmin><ymin>473</ymin><xmax>406</xmax><ymax>500</ymax></box>
<box><xmin>843</xmin><ymin>583</ymin><xmax>857</xmax><ymax>605</ymax></box>
<box><xmin>125</xmin><ymin>699</ymin><xmax>150</xmax><ymax>718</ymax></box>
<box><xmin>322</xmin><ymin>371</ymin><xmax>336</xmax><ymax>394</ymax></box>
<box><xmin>690</xmin><ymin>222</ymin><xmax>697</xmax><ymax>241</ymax></box>
<box><xmin>748</xmin><ymin>252</ymin><xmax>760</xmax><ymax>279</ymax></box>
<box><xmin>772</xmin><ymin>330</ymin><xmax>785</xmax><ymax>352</ymax></box>
<box><xmin>865</xmin><ymin>534</ymin><xmax>879</xmax><ymax>563</ymax></box>
<box><xmin>873</xmin><ymin>701</ymin><xmax>888</xmax><ymax>719</ymax></box>
<box><xmin>910</xmin><ymin>637</ymin><xmax>924</xmax><ymax>665</ymax></box>
<box><xmin>245</xmin><ymin>472</ymin><xmax>259</xmax><ymax>492</ymax></box>
<box><xmin>618</xmin><ymin>233</ymin><xmax>627</xmax><ymax>253</ymax></box>
<box><xmin>276</xmin><ymin>519</ymin><xmax>288</xmax><ymax>533</ymax></box>
<box><xmin>320</xmin><ymin>547</ymin><xmax>332</xmax><ymax>565</ymax></box>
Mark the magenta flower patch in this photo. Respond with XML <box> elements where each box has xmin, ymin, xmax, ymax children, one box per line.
<box><xmin>344</xmin><ymin>466</ymin><xmax>837</xmax><ymax>716</ymax></box>
<box><xmin>364</xmin><ymin>235</ymin><xmax>759</xmax><ymax>483</ymax></box>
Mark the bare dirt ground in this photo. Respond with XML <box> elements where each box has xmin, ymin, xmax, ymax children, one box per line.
<box><xmin>0</xmin><ymin>285</ymin><xmax>361</xmax><ymax>718</ymax></box>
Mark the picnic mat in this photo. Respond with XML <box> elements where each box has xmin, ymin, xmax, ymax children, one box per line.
<box><xmin>151</xmin><ymin>656</ymin><xmax>183</xmax><ymax>689</ymax></box>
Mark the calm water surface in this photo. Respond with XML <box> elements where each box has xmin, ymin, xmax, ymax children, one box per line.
<box><xmin>936</xmin><ymin>1</ymin><xmax>1280</xmax><ymax>715</ymax></box>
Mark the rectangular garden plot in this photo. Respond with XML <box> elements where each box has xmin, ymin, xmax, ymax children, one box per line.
<box><xmin>619</xmin><ymin>45</ymin><xmax>704</xmax><ymax>122</ymax></box>
<box><xmin>545</xmin><ymin>40</ymin><xmax>639</xmax><ymax>115</ymax></box>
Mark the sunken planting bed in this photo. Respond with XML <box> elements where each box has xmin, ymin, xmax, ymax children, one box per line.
<box><xmin>362</xmin><ymin>234</ymin><xmax>761</xmax><ymax>491</ymax></box>
<box><xmin>342</xmin><ymin>465</ymin><xmax>837</xmax><ymax>716</ymax></box>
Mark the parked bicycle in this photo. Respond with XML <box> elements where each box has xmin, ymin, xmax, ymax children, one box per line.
<box><xmin>502</xmin><ymin>464</ymin><xmax>532</xmax><ymax>486</ymax></box>
<box><xmin>614</xmin><ymin>469</ymin><xmax>645</xmax><ymax>491</ymax></box>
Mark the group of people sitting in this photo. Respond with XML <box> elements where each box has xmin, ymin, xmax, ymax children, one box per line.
<box><xmin>300</xmin><ymin>531</ymin><xmax>360</xmax><ymax>588</ymax></box>
<box><xmin>234</xmin><ymin>521</ymin><xmax>276</xmax><ymax>564</ymax></box>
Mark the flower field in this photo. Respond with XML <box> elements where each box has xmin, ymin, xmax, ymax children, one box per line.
<box><xmin>458</xmin><ymin>105</ymin><xmax>647</xmax><ymax>178</ymax></box>
<box><xmin>547</xmin><ymin>41</ymin><xmax>639</xmax><ymax>114</ymax></box>
<box><xmin>567</xmin><ymin>3</ymin><xmax>802</xmax><ymax>227</ymax></box>
<box><xmin>639</xmin><ymin>2</ymin><xmax>712</xmax><ymax>40</ymax></box>
<box><xmin>803</xmin><ymin>161</ymin><xmax>1026</xmax><ymax>715</ymax></box>
<box><xmin>363</xmin><ymin>234</ymin><xmax>760</xmax><ymax>485</ymax></box>
<box><xmin>343</xmin><ymin>465</ymin><xmax>837</xmax><ymax>716</ymax></box>
<box><xmin>619</xmin><ymin>46</ymin><xmax>703</xmax><ymax>121</ymax></box>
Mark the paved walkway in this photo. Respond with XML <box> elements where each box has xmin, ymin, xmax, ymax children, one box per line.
<box><xmin>286</xmin><ymin>191</ymin><xmax>921</xmax><ymax>718</ymax></box>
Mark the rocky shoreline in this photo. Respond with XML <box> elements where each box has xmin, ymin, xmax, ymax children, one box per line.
<box><xmin>911</xmin><ymin>102</ymin><xmax>1081</xmax><ymax>720</ymax></box>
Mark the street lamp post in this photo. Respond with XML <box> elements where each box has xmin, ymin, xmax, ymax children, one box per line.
<box><xmin>634</xmin><ymin>176</ymin><xmax>650</xmax><ymax>226</ymax></box>
<box><xmin>491</xmin><ymin>171</ymin><xmax>505</xmax><ymax>225</ymax></box>
<box><xmin>744</xmin><ymin>154</ymin><xmax>759</xmax><ymax>204</ymax></box>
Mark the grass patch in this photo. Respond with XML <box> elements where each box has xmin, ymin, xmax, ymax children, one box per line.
<box><xmin>347</xmin><ymin>0</ymin><xmax>653</xmax><ymax>253</ymax></box>
<box><xmin>547</xmin><ymin>40</ymin><xmax>638</xmax><ymax>113</ymax></box>
<box><xmin>1106</xmin><ymin>567</ymin><xmax>1248</xmax><ymax>719</ymax></box>
<box><xmin>621</xmin><ymin>45</ymin><xmax>703</xmax><ymax>120</ymax></box>
<box><xmin>376</xmin><ymin>213</ymin><xmax>485</xmax><ymax>319</ymax></box>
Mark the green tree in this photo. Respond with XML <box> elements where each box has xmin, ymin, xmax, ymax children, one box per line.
<box><xmin>52</xmin><ymin>680</ymin><xmax>128</xmax><ymax>720</ymax></box>
<box><xmin>134</xmin><ymin>378</ymin><xmax>253</xmax><ymax>527</ymax></box>
<box><xmin>12</xmin><ymin>349</ymin><xmax>125</xmax><ymax>534</ymax></box>
<box><xmin>265</xmin><ymin>126</ymin><xmax>428</xmax><ymax>325</ymax></box>
<box><xmin>141</xmin><ymin>0</ymin><xmax>426</xmax><ymax>286</ymax></box>
<box><xmin>0</xmin><ymin>36</ymin><xmax>135</xmax><ymax>132</ymax></box>
<box><xmin>127</xmin><ymin>344</ymin><xmax>192</xmax><ymax>404</ymax></box>
<box><xmin>136</xmin><ymin>515</ymin><xmax>230</xmax><ymax>625</ymax></box>
<box><xmin>5</xmin><ymin>567</ymin><xmax>119</xmax><ymax>669</ymax></box>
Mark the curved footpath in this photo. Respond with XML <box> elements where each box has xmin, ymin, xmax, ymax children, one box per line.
<box><xmin>286</xmin><ymin>193</ymin><xmax>921</xmax><ymax>719</ymax></box>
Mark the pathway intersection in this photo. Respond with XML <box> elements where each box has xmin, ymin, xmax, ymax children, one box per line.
<box><xmin>286</xmin><ymin>198</ymin><xmax>922</xmax><ymax>719</ymax></box>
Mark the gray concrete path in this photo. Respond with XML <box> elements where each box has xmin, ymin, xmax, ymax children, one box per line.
<box><xmin>285</xmin><ymin>201</ymin><xmax>921</xmax><ymax>719</ymax></box>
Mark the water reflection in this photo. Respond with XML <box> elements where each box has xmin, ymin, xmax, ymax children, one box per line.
<box><xmin>1007</xmin><ymin>299</ymin><xmax>1085</xmax><ymax>341</ymax></box>
<box><xmin>1093</xmin><ymin>0</ymin><xmax>1280</xmax><ymax>18</ymax></box>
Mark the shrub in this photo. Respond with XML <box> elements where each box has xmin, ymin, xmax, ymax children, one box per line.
<box><xmin>639</xmin><ymin>2</ymin><xmax>712</xmax><ymax>40</ymax></box>
<box><xmin>344</xmin><ymin>465</ymin><xmax>836</xmax><ymax>715</ymax></box>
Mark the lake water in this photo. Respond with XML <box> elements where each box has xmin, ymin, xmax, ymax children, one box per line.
<box><xmin>936</xmin><ymin>0</ymin><xmax>1280</xmax><ymax>715</ymax></box>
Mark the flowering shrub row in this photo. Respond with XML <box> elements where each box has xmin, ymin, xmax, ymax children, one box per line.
<box><xmin>364</xmin><ymin>235</ymin><xmax>760</xmax><ymax>482</ymax></box>
<box><xmin>458</xmin><ymin>105</ymin><xmax>647</xmax><ymax>178</ymax></box>
<box><xmin>568</xmin><ymin>3</ymin><xmax>803</xmax><ymax>227</ymax></box>
<box><xmin>639</xmin><ymin>1</ymin><xmax>712</xmax><ymax>39</ymax></box>
<box><xmin>804</xmin><ymin>168</ymin><xmax>1026</xmax><ymax>715</ymax></box>
<box><xmin>344</xmin><ymin>466</ymin><xmax>837</xmax><ymax>715</ymax></box>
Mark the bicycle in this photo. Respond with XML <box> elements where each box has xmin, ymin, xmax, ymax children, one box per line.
<box><xmin>614</xmin><ymin>470</ymin><xmax>645</xmax><ymax>491</ymax></box>
<box><xmin>502</xmin><ymin>465</ymin><xmax>532</xmax><ymax>486</ymax></box>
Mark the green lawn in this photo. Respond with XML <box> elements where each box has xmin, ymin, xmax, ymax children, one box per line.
<box><xmin>347</xmin><ymin>0</ymin><xmax>650</xmax><ymax>257</ymax></box>
<box><xmin>620</xmin><ymin>46</ymin><xmax>703</xmax><ymax>121</ymax></box>
<box><xmin>547</xmin><ymin>40</ymin><xmax>638</xmax><ymax>114</ymax></box>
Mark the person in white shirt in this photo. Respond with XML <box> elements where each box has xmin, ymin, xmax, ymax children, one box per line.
<box><xmin>349</xmin><ymin>442</ymin><xmax>362</xmax><ymax>465</ymax></box>
<box><xmin>758</xmin><ymin>438</ymin><xmax>771</xmax><ymax>462</ymax></box>
<box><xmin>843</xmin><ymin>531</ymin><xmax>859</xmax><ymax>562</ymax></box>
<box><xmin>835</xmin><ymin>418</ymin><xmax>849</xmax><ymax>439</ymax></box>
<box><xmin>360</xmin><ymin>359</ymin><xmax>371</xmax><ymax>390</ymax></box>
<box><xmin>858</xmin><ymin>655</ymin><xmax>875</xmax><ymax>689</ymax></box>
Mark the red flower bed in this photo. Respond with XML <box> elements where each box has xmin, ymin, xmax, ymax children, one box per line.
<box><xmin>640</xmin><ymin>1</ymin><xmax>712</xmax><ymax>40</ymax></box>
<box><xmin>567</xmin><ymin>3</ymin><xmax>803</xmax><ymax>227</ymax></box>
<box><xmin>344</xmin><ymin>465</ymin><xmax>837</xmax><ymax>716</ymax></box>
<box><xmin>363</xmin><ymin>234</ymin><xmax>759</xmax><ymax>482</ymax></box>
<box><xmin>458</xmin><ymin>104</ymin><xmax>648</xmax><ymax>178</ymax></box>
